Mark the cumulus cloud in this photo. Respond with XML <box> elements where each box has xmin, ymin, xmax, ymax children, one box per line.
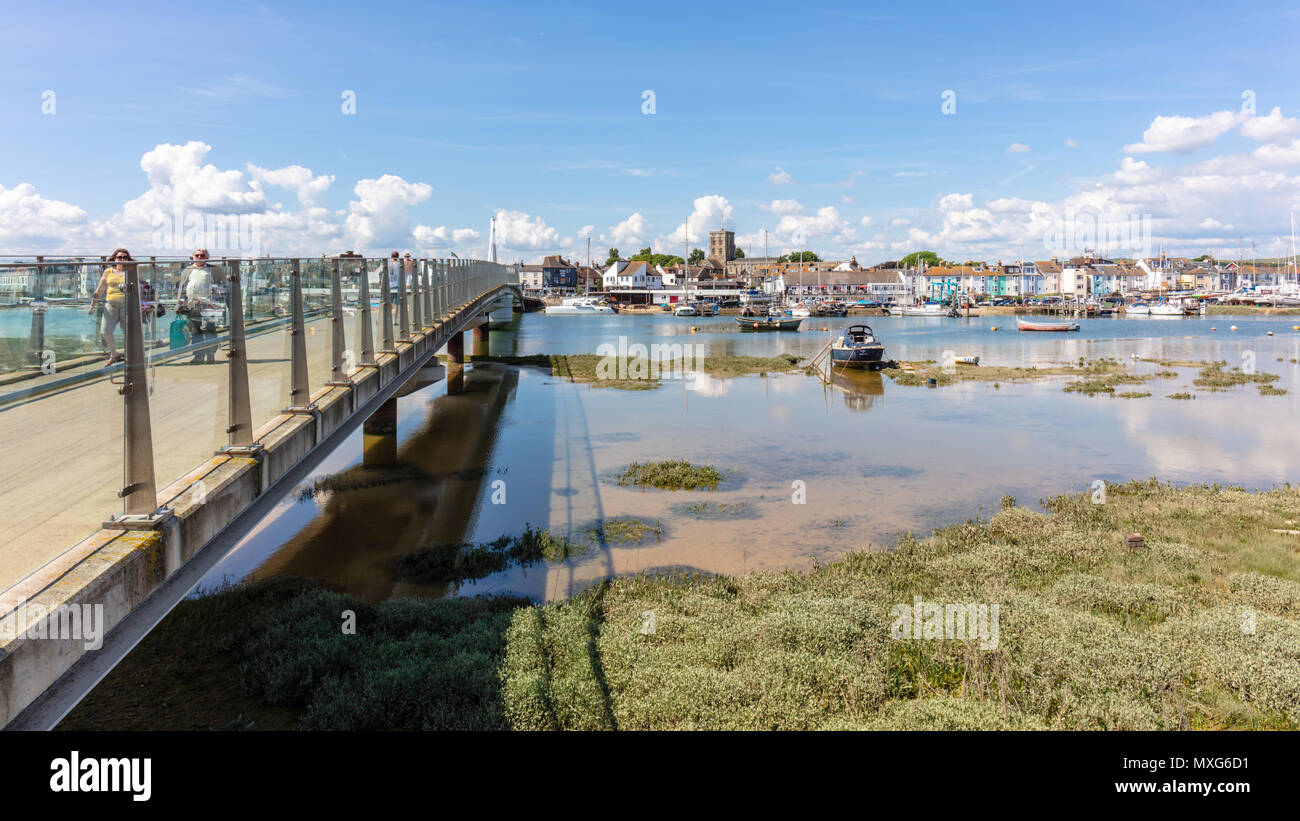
<box><xmin>1005</xmin><ymin>143</ymin><xmax>1031</xmax><ymax>154</ymax></box>
<box><xmin>768</xmin><ymin>169</ymin><xmax>792</xmax><ymax>185</ymax></box>
<box><xmin>247</xmin><ymin>163</ymin><xmax>334</xmax><ymax>206</ymax></box>
<box><xmin>1124</xmin><ymin>110</ymin><xmax>1242</xmax><ymax>154</ymax></box>
<box><xmin>657</xmin><ymin>194</ymin><xmax>733</xmax><ymax>247</ymax></box>
<box><xmin>345</xmin><ymin>175</ymin><xmax>434</xmax><ymax>251</ymax></box>
<box><xmin>609</xmin><ymin>212</ymin><xmax>648</xmax><ymax>248</ymax></box>
<box><xmin>1240</xmin><ymin>107</ymin><xmax>1300</xmax><ymax>144</ymax></box>
<box><xmin>493</xmin><ymin>209</ymin><xmax>561</xmax><ymax>251</ymax></box>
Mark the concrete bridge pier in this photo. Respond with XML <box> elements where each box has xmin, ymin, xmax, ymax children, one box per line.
<box><xmin>473</xmin><ymin>322</ymin><xmax>490</xmax><ymax>358</ymax></box>
<box><xmin>446</xmin><ymin>332</ymin><xmax>465</xmax><ymax>365</ymax></box>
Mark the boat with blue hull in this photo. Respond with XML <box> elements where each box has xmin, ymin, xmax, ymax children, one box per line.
<box><xmin>830</xmin><ymin>324</ymin><xmax>887</xmax><ymax>369</ymax></box>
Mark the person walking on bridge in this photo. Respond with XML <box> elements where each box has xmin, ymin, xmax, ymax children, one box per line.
<box><xmin>177</xmin><ymin>249</ymin><xmax>225</xmax><ymax>363</ymax></box>
<box><xmin>89</xmin><ymin>248</ymin><xmax>134</xmax><ymax>366</ymax></box>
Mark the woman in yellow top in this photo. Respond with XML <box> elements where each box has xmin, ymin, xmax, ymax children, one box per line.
<box><xmin>89</xmin><ymin>248</ymin><xmax>134</xmax><ymax>366</ymax></box>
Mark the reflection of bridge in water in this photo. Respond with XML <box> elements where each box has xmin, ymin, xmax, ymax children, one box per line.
<box><xmin>252</xmin><ymin>365</ymin><xmax>522</xmax><ymax>602</ymax></box>
<box><xmin>1</xmin><ymin>254</ymin><xmax>521</xmax><ymax>729</ymax></box>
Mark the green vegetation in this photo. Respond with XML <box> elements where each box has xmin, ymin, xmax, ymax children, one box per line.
<box><xmin>778</xmin><ymin>251</ymin><xmax>820</xmax><ymax>263</ymax></box>
<box><xmin>616</xmin><ymin>460</ymin><xmax>724</xmax><ymax>491</ymax></box>
<box><xmin>64</xmin><ymin>482</ymin><xmax>1300</xmax><ymax>731</ymax></box>
<box><xmin>1193</xmin><ymin>360</ymin><xmax>1281</xmax><ymax>391</ymax></box>
<box><xmin>1205</xmin><ymin>305</ymin><xmax>1300</xmax><ymax>315</ymax></box>
<box><xmin>889</xmin><ymin>357</ymin><xmax>1290</xmax><ymax>399</ymax></box>
<box><xmin>630</xmin><ymin>247</ymin><xmax>685</xmax><ymax>268</ymax></box>
<box><xmin>475</xmin><ymin>352</ymin><xmax>804</xmax><ymax>390</ymax></box>
<box><xmin>675</xmin><ymin>500</ymin><xmax>755</xmax><ymax>520</ymax></box>
<box><xmin>582</xmin><ymin>516</ymin><xmax>664</xmax><ymax>546</ymax></box>
<box><xmin>899</xmin><ymin>250</ymin><xmax>947</xmax><ymax>268</ymax></box>
<box><xmin>395</xmin><ymin>525</ymin><xmax>585</xmax><ymax>585</ymax></box>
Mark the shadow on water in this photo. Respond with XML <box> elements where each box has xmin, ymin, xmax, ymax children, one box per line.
<box><xmin>247</xmin><ymin>364</ymin><xmax>532</xmax><ymax>601</ymax></box>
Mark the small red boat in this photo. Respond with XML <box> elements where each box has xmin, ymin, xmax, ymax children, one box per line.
<box><xmin>1017</xmin><ymin>318</ymin><xmax>1080</xmax><ymax>332</ymax></box>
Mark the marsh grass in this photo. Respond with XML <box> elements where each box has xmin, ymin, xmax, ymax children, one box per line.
<box><xmin>477</xmin><ymin>352</ymin><xmax>803</xmax><ymax>391</ymax></box>
<box><xmin>1192</xmin><ymin>360</ymin><xmax>1281</xmax><ymax>391</ymax></box>
<box><xmin>616</xmin><ymin>460</ymin><xmax>724</xmax><ymax>491</ymax></box>
<box><xmin>582</xmin><ymin>516</ymin><xmax>664</xmax><ymax>546</ymax></box>
<box><xmin>674</xmin><ymin>500</ymin><xmax>755</xmax><ymax>520</ymax></box>
<box><xmin>63</xmin><ymin>481</ymin><xmax>1300</xmax><ymax>731</ymax></box>
<box><xmin>395</xmin><ymin>525</ymin><xmax>585</xmax><ymax>585</ymax></box>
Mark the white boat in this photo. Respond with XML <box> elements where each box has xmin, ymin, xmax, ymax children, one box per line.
<box><xmin>790</xmin><ymin>302</ymin><xmax>813</xmax><ymax>318</ymax></box>
<box><xmin>1125</xmin><ymin>302</ymin><xmax>1150</xmax><ymax>315</ymax></box>
<box><xmin>1149</xmin><ymin>302</ymin><xmax>1183</xmax><ymax>317</ymax></box>
<box><xmin>545</xmin><ymin>296</ymin><xmax>617</xmax><ymax>315</ymax></box>
<box><xmin>672</xmin><ymin>304</ymin><xmax>699</xmax><ymax>317</ymax></box>
<box><xmin>898</xmin><ymin>302</ymin><xmax>955</xmax><ymax>317</ymax></box>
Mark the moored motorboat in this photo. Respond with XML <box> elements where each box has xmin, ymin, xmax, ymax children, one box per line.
<box><xmin>673</xmin><ymin>304</ymin><xmax>699</xmax><ymax>317</ymax></box>
<box><xmin>735</xmin><ymin>314</ymin><xmax>803</xmax><ymax>331</ymax></box>
<box><xmin>545</xmin><ymin>296</ymin><xmax>618</xmax><ymax>315</ymax></box>
<box><xmin>1017</xmin><ymin>318</ymin><xmax>1080</xmax><ymax>332</ymax></box>
<box><xmin>1125</xmin><ymin>302</ymin><xmax>1150</xmax><ymax>315</ymax></box>
<box><xmin>829</xmin><ymin>324</ymin><xmax>887</xmax><ymax>369</ymax></box>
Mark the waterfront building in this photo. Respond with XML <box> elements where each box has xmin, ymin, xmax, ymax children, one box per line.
<box><xmin>603</xmin><ymin>259</ymin><xmax>663</xmax><ymax>290</ymax></box>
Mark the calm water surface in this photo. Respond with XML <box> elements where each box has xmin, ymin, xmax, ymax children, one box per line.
<box><xmin>201</xmin><ymin>312</ymin><xmax>1300</xmax><ymax>602</ymax></box>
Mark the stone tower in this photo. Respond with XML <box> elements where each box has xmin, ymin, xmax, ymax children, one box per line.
<box><xmin>708</xmin><ymin>228</ymin><xmax>735</xmax><ymax>263</ymax></box>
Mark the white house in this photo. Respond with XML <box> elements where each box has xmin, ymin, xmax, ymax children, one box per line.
<box><xmin>603</xmin><ymin>260</ymin><xmax>662</xmax><ymax>290</ymax></box>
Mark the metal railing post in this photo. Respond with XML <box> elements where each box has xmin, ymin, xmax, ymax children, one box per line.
<box><xmin>329</xmin><ymin>258</ymin><xmax>349</xmax><ymax>383</ymax></box>
<box><xmin>225</xmin><ymin>260</ymin><xmax>254</xmax><ymax>447</ymax></box>
<box><xmin>120</xmin><ymin>261</ymin><xmax>159</xmax><ymax>517</ymax></box>
<box><xmin>398</xmin><ymin>260</ymin><xmax>411</xmax><ymax>341</ymax></box>
<box><xmin>380</xmin><ymin>258</ymin><xmax>395</xmax><ymax>352</ymax></box>
<box><xmin>411</xmin><ymin>259</ymin><xmax>423</xmax><ymax>330</ymax></box>
<box><xmin>287</xmin><ymin>258</ymin><xmax>311</xmax><ymax>408</ymax></box>
<box><xmin>356</xmin><ymin>258</ymin><xmax>375</xmax><ymax>366</ymax></box>
<box><xmin>28</xmin><ymin>256</ymin><xmax>46</xmax><ymax>369</ymax></box>
<box><xmin>421</xmin><ymin>261</ymin><xmax>433</xmax><ymax>326</ymax></box>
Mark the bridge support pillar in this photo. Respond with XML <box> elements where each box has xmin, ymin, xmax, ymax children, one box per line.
<box><xmin>363</xmin><ymin>396</ymin><xmax>398</xmax><ymax>467</ymax></box>
<box><xmin>447</xmin><ymin>332</ymin><xmax>464</xmax><ymax>365</ymax></box>
<box><xmin>473</xmin><ymin>323</ymin><xmax>489</xmax><ymax>357</ymax></box>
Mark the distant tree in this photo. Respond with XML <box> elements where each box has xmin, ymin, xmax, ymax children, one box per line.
<box><xmin>778</xmin><ymin>251</ymin><xmax>820</xmax><ymax>263</ymax></box>
<box><xmin>631</xmin><ymin>248</ymin><xmax>684</xmax><ymax>268</ymax></box>
<box><xmin>1194</xmin><ymin>254</ymin><xmax>1213</xmax><ymax>262</ymax></box>
<box><xmin>688</xmin><ymin>248</ymin><xmax>705</xmax><ymax>263</ymax></box>
<box><xmin>899</xmin><ymin>250</ymin><xmax>943</xmax><ymax>268</ymax></box>
<box><xmin>734</xmin><ymin>247</ymin><xmax>745</xmax><ymax>258</ymax></box>
<box><xmin>604</xmin><ymin>248</ymin><xmax>620</xmax><ymax>266</ymax></box>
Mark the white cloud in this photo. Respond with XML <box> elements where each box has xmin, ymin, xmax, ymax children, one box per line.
<box><xmin>768</xmin><ymin>169</ymin><xmax>793</xmax><ymax>185</ymax></box>
<box><xmin>1240</xmin><ymin>107</ymin><xmax>1300</xmax><ymax>144</ymax></box>
<box><xmin>1124</xmin><ymin>110</ymin><xmax>1242</xmax><ymax>154</ymax></box>
<box><xmin>859</xmin><ymin>216</ymin><xmax>874</xmax><ymax>228</ymax></box>
<box><xmin>1065</xmin><ymin>138</ymin><xmax>1078</xmax><ymax>148</ymax></box>
<box><xmin>493</xmin><ymin>209</ymin><xmax>561</xmax><ymax>251</ymax></box>
<box><xmin>345</xmin><ymin>175</ymin><xmax>433</xmax><ymax>251</ymax></box>
<box><xmin>1006</xmin><ymin>142</ymin><xmax>1031</xmax><ymax>154</ymax></box>
<box><xmin>657</xmin><ymin>194</ymin><xmax>733</xmax><ymax>247</ymax></box>
<box><xmin>247</xmin><ymin>163</ymin><xmax>334</xmax><ymax>206</ymax></box>
<box><xmin>609</xmin><ymin>212</ymin><xmax>648</xmax><ymax>248</ymax></box>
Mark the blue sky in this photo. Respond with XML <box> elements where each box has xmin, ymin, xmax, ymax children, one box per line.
<box><xmin>3</xmin><ymin>0</ymin><xmax>1299</xmax><ymax>262</ymax></box>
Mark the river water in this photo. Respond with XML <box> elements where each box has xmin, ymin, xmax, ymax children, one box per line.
<box><xmin>200</xmin><ymin>311</ymin><xmax>1300</xmax><ymax>603</ymax></box>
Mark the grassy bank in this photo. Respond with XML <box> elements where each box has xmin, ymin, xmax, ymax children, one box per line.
<box><xmin>61</xmin><ymin>481</ymin><xmax>1300</xmax><ymax>731</ymax></box>
<box><xmin>1206</xmin><ymin>305</ymin><xmax>1300</xmax><ymax>316</ymax></box>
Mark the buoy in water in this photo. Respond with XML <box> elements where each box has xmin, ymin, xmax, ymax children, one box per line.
<box><xmin>1268</xmin><ymin>331</ymin><xmax>1274</xmax><ymax>336</ymax></box>
<box><xmin>1230</xmin><ymin>325</ymin><xmax>1238</xmax><ymax>331</ymax></box>
<box><xmin>1210</xmin><ymin>327</ymin><xmax>1216</xmax><ymax>331</ymax></box>
<box><xmin>990</xmin><ymin>326</ymin><xmax>998</xmax><ymax>331</ymax></box>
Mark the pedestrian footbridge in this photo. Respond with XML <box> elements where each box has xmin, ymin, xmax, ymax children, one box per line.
<box><xmin>0</xmin><ymin>254</ymin><xmax>520</xmax><ymax>728</ymax></box>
